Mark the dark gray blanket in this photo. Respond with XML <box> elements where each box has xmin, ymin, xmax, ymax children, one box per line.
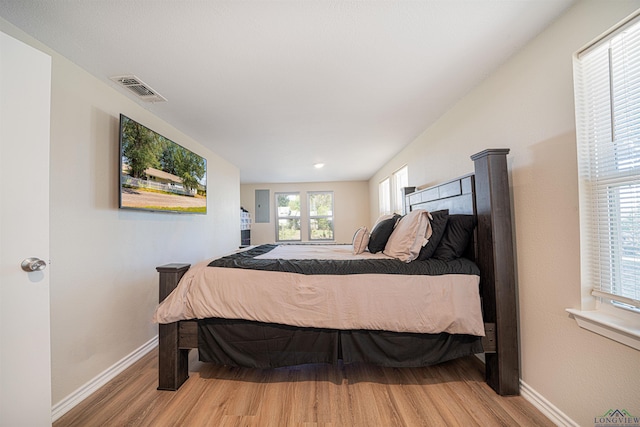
<box><xmin>207</xmin><ymin>244</ymin><xmax>479</xmax><ymax>276</ymax></box>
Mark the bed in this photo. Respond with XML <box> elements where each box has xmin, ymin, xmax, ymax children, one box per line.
<box><xmin>154</xmin><ymin>148</ymin><xmax>519</xmax><ymax>396</ymax></box>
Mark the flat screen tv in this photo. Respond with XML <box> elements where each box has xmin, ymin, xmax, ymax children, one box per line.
<box><xmin>118</xmin><ymin>114</ymin><xmax>207</xmax><ymax>214</ymax></box>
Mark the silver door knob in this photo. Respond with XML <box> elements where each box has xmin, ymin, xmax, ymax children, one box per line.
<box><xmin>21</xmin><ymin>257</ymin><xmax>47</xmax><ymax>272</ymax></box>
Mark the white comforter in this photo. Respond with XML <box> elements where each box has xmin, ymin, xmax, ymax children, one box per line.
<box><xmin>153</xmin><ymin>245</ymin><xmax>485</xmax><ymax>336</ymax></box>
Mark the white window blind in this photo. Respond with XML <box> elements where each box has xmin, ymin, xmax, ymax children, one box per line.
<box><xmin>379</xmin><ymin>178</ymin><xmax>391</xmax><ymax>216</ymax></box>
<box><xmin>574</xmin><ymin>15</ymin><xmax>640</xmax><ymax>310</ymax></box>
<box><xmin>392</xmin><ymin>165</ymin><xmax>408</xmax><ymax>214</ymax></box>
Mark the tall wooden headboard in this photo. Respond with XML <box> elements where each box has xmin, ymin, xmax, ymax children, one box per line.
<box><xmin>404</xmin><ymin>149</ymin><xmax>518</xmax><ymax>396</ymax></box>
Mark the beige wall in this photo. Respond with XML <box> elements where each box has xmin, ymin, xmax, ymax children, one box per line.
<box><xmin>0</xmin><ymin>20</ymin><xmax>241</xmax><ymax>405</ymax></box>
<box><xmin>241</xmin><ymin>181</ymin><xmax>369</xmax><ymax>244</ymax></box>
<box><xmin>4</xmin><ymin>0</ymin><xmax>639</xmax><ymax>421</ymax></box>
<box><xmin>369</xmin><ymin>1</ymin><xmax>640</xmax><ymax>425</ymax></box>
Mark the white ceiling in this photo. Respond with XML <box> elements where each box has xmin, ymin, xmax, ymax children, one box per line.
<box><xmin>0</xmin><ymin>0</ymin><xmax>575</xmax><ymax>183</ymax></box>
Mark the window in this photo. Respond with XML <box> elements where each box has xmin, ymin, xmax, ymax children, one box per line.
<box><xmin>572</xmin><ymin>13</ymin><xmax>640</xmax><ymax>349</ymax></box>
<box><xmin>379</xmin><ymin>166</ymin><xmax>409</xmax><ymax>216</ymax></box>
<box><xmin>308</xmin><ymin>191</ymin><xmax>334</xmax><ymax>240</ymax></box>
<box><xmin>392</xmin><ymin>165</ymin><xmax>408</xmax><ymax>214</ymax></box>
<box><xmin>275</xmin><ymin>192</ymin><xmax>300</xmax><ymax>241</ymax></box>
<box><xmin>378</xmin><ymin>178</ymin><xmax>391</xmax><ymax>216</ymax></box>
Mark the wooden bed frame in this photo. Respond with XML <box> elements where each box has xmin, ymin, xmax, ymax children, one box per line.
<box><xmin>156</xmin><ymin>148</ymin><xmax>519</xmax><ymax>395</ymax></box>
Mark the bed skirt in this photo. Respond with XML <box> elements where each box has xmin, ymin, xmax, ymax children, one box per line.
<box><xmin>198</xmin><ymin>318</ymin><xmax>483</xmax><ymax>368</ymax></box>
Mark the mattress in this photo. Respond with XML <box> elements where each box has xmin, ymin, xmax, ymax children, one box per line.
<box><xmin>153</xmin><ymin>244</ymin><xmax>484</xmax><ymax>336</ymax></box>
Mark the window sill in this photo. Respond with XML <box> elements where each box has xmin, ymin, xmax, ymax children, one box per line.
<box><xmin>566</xmin><ymin>308</ymin><xmax>640</xmax><ymax>351</ymax></box>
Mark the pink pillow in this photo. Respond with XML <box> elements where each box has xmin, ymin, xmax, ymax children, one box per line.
<box><xmin>383</xmin><ymin>209</ymin><xmax>430</xmax><ymax>262</ymax></box>
<box><xmin>352</xmin><ymin>226</ymin><xmax>370</xmax><ymax>254</ymax></box>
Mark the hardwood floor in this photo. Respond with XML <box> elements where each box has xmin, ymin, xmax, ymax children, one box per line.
<box><xmin>54</xmin><ymin>349</ymin><xmax>553</xmax><ymax>427</ymax></box>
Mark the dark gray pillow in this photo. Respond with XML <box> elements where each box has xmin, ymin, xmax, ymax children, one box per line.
<box><xmin>417</xmin><ymin>209</ymin><xmax>449</xmax><ymax>260</ymax></box>
<box><xmin>368</xmin><ymin>214</ymin><xmax>401</xmax><ymax>253</ymax></box>
<box><xmin>433</xmin><ymin>214</ymin><xmax>476</xmax><ymax>261</ymax></box>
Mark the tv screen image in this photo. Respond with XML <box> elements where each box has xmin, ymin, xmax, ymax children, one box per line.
<box><xmin>118</xmin><ymin>114</ymin><xmax>207</xmax><ymax>214</ymax></box>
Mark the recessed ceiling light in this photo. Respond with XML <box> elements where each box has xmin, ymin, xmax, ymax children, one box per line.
<box><xmin>314</xmin><ymin>163</ymin><xmax>325</xmax><ymax>169</ymax></box>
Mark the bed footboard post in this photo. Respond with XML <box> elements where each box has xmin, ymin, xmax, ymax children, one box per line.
<box><xmin>156</xmin><ymin>263</ymin><xmax>191</xmax><ymax>391</ymax></box>
<box><xmin>471</xmin><ymin>149</ymin><xmax>519</xmax><ymax>396</ymax></box>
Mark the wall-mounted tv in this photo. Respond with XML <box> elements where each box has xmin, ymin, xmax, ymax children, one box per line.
<box><xmin>118</xmin><ymin>114</ymin><xmax>207</xmax><ymax>214</ymax></box>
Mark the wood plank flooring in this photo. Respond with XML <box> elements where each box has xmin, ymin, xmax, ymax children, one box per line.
<box><xmin>54</xmin><ymin>349</ymin><xmax>553</xmax><ymax>427</ymax></box>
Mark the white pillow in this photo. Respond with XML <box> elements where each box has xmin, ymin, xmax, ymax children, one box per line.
<box><xmin>352</xmin><ymin>226</ymin><xmax>369</xmax><ymax>254</ymax></box>
<box><xmin>383</xmin><ymin>209</ymin><xmax>430</xmax><ymax>262</ymax></box>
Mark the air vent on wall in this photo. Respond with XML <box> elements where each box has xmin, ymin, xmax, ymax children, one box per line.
<box><xmin>110</xmin><ymin>75</ymin><xmax>167</xmax><ymax>102</ymax></box>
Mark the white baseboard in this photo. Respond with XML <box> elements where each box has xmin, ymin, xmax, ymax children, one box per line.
<box><xmin>51</xmin><ymin>335</ymin><xmax>158</xmax><ymax>422</ymax></box>
<box><xmin>520</xmin><ymin>380</ymin><xmax>579</xmax><ymax>427</ymax></box>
